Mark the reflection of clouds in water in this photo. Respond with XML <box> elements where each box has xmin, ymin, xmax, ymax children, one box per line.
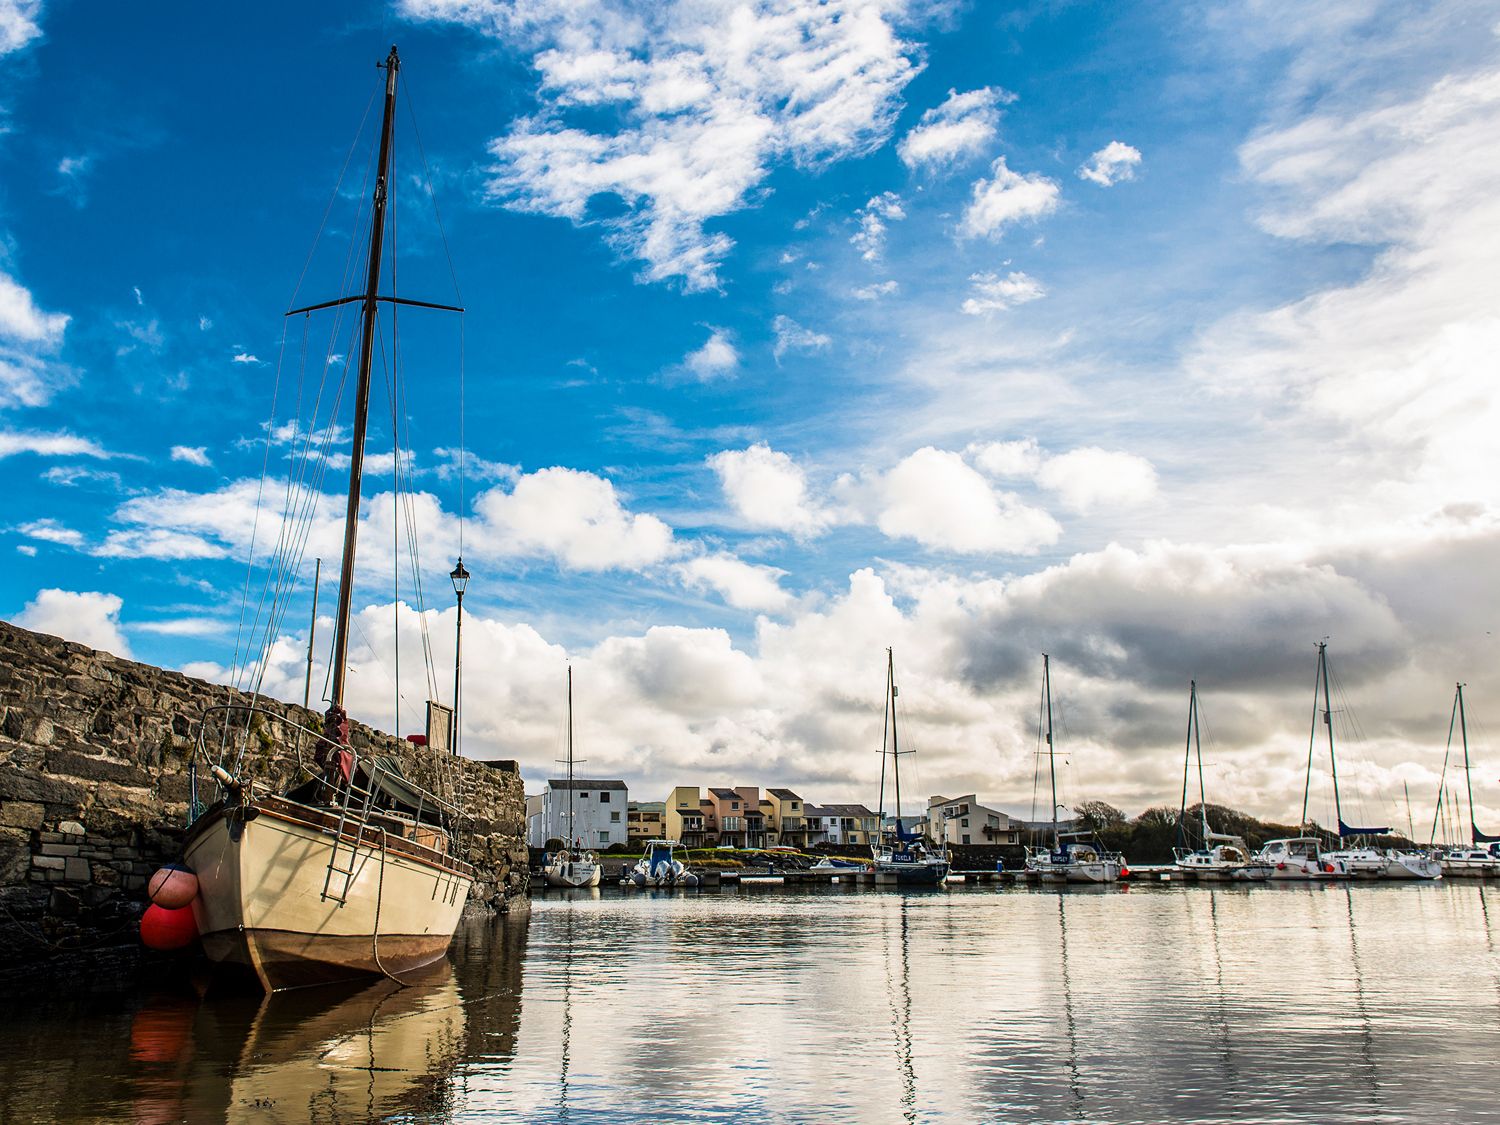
<box><xmin>4</xmin><ymin>886</ymin><xmax>1500</xmax><ymax>1121</ymax></box>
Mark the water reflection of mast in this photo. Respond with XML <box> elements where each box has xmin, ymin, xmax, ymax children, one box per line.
<box><xmin>1056</xmin><ymin>894</ymin><xmax>1083</xmax><ymax>1116</ymax></box>
<box><xmin>882</xmin><ymin>896</ymin><xmax>917</xmax><ymax>1124</ymax></box>
<box><xmin>1343</xmin><ymin>888</ymin><xmax>1381</xmax><ymax>1115</ymax></box>
<box><xmin>1204</xmin><ymin>891</ymin><xmax>1237</xmax><ymax>1086</ymax></box>
<box><xmin>558</xmin><ymin>906</ymin><xmax>574</xmax><ymax>1124</ymax></box>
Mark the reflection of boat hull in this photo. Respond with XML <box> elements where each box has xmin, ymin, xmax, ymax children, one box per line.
<box><xmin>185</xmin><ymin>797</ymin><xmax>472</xmax><ymax>991</ymax></box>
<box><xmin>872</xmin><ymin>859</ymin><xmax>949</xmax><ymax>885</ymax></box>
<box><xmin>628</xmin><ymin>869</ymin><xmax>700</xmax><ymax>887</ymax></box>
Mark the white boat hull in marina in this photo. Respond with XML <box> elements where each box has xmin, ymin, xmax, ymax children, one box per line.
<box><xmin>543</xmin><ymin>857</ymin><xmax>602</xmax><ymax>888</ymax></box>
<box><xmin>1382</xmin><ymin>852</ymin><xmax>1442</xmax><ymax>880</ymax></box>
<box><xmin>185</xmin><ymin>796</ymin><xmax>472</xmax><ymax>991</ymax></box>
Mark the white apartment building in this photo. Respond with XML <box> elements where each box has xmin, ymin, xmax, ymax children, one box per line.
<box><xmin>531</xmin><ymin>779</ymin><xmax>629</xmax><ymax>849</ymax></box>
<box><xmin>926</xmin><ymin>794</ymin><xmax>1020</xmax><ymax>847</ymax></box>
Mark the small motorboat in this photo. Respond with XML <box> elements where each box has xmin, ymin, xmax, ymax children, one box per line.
<box><xmin>627</xmin><ymin>840</ymin><xmax>700</xmax><ymax>887</ymax></box>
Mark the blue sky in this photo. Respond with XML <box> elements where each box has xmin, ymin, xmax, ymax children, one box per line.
<box><xmin>5</xmin><ymin>0</ymin><xmax>1500</xmax><ymax>830</ymax></box>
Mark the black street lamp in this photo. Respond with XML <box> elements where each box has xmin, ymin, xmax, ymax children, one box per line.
<box><xmin>450</xmin><ymin>558</ymin><xmax>469</xmax><ymax>757</ymax></box>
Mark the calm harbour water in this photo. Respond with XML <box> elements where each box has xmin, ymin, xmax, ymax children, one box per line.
<box><xmin>1</xmin><ymin>881</ymin><xmax>1498</xmax><ymax>1123</ymax></box>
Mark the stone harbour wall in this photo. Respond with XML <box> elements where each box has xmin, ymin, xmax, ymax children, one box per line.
<box><xmin>0</xmin><ymin>619</ymin><xmax>529</xmax><ymax>994</ymax></box>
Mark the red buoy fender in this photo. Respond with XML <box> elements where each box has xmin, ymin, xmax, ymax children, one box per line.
<box><xmin>140</xmin><ymin>903</ymin><xmax>198</xmax><ymax>950</ymax></box>
<box><xmin>147</xmin><ymin>864</ymin><xmax>198</xmax><ymax>909</ymax></box>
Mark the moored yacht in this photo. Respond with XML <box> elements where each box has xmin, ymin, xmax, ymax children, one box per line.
<box><xmin>1254</xmin><ymin>836</ymin><xmax>1340</xmax><ymax>880</ymax></box>
<box><xmin>542</xmin><ymin>667</ymin><xmax>601</xmax><ymax>889</ymax></box>
<box><xmin>1024</xmin><ymin>655</ymin><xmax>1123</xmax><ymax>884</ymax></box>
<box><xmin>1383</xmin><ymin>850</ymin><xmax>1443</xmax><ymax>880</ymax></box>
<box><xmin>1171</xmin><ymin>681</ymin><xmax>1270</xmax><ymax>881</ymax></box>
<box><xmin>870</xmin><ymin>650</ymin><xmax>950</xmax><ymax>886</ymax></box>
<box><xmin>184</xmin><ymin>48</ymin><xmax>476</xmax><ymax>990</ymax></box>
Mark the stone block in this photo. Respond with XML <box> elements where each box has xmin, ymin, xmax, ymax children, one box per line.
<box><xmin>0</xmin><ymin>768</ymin><xmax>85</xmax><ymax>808</ymax></box>
<box><xmin>46</xmin><ymin>751</ymin><xmax>151</xmax><ymax>788</ymax></box>
<box><xmin>39</xmin><ymin>843</ymin><xmax>79</xmax><ymax>858</ymax></box>
<box><xmin>0</xmin><ymin>827</ymin><xmax>30</xmax><ymax>883</ymax></box>
<box><xmin>0</xmin><ymin>801</ymin><xmax>44</xmax><ymax>830</ymax></box>
<box><xmin>31</xmin><ymin>855</ymin><xmax>65</xmax><ymax>871</ymax></box>
<box><xmin>63</xmin><ymin>857</ymin><xmax>89</xmax><ymax>882</ymax></box>
<box><xmin>58</xmin><ymin>820</ymin><xmax>84</xmax><ymax>836</ymax></box>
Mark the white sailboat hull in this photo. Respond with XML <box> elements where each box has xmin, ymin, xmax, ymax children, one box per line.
<box><xmin>184</xmin><ymin>798</ymin><xmax>472</xmax><ymax>991</ymax></box>
<box><xmin>543</xmin><ymin>861</ymin><xmax>602</xmax><ymax>888</ymax></box>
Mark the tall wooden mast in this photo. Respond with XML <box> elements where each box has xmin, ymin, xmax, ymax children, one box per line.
<box><xmin>325</xmin><ymin>46</ymin><xmax>400</xmax><ymax>745</ymax></box>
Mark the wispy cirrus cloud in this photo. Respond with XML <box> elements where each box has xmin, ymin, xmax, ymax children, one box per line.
<box><xmin>0</xmin><ymin>429</ymin><xmax>111</xmax><ymax>459</ymax></box>
<box><xmin>960</xmin><ymin>270</ymin><xmax>1045</xmax><ymax>315</ymax></box>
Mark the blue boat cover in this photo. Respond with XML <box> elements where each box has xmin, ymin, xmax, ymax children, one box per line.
<box><xmin>1338</xmin><ymin>818</ymin><xmax>1389</xmax><ymax>838</ymax></box>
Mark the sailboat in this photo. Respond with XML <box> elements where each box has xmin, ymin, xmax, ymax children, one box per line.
<box><xmin>1437</xmin><ymin>683</ymin><xmax>1499</xmax><ymax>877</ymax></box>
<box><xmin>543</xmin><ymin>666</ymin><xmax>602</xmax><ymax>888</ymax></box>
<box><xmin>1023</xmin><ymin>654</ymin><xmax>1123</xmax><ymax>884</ymax></box>
<box><xmin>183</xmin><ymin>47</ymin><xmax>475</xmax><ymax>990</ymax></box>
<box><xmin>1171</xmin><ymin>681</ymin><xmax>1269</xmax><ymax>881</ymax></box>
<box><xmin>1300</xmin><ymin>643</ymin><xmax>1388</xmax><ymax>877</ymax></box>
<box><xmin>870</xmin><ymin>649</ymin><xmax>950</xmax><ymax>885</ymax></box>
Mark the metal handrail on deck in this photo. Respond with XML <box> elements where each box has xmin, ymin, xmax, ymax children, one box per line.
<box><xmin>193</xmin><ymin>703</ymin><xmax>464</xmax><ymax>820</ymax></box>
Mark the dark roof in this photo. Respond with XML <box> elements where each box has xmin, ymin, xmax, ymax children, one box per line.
<box><xmin>821</xmin><ymin>803</ymin><xmax>877</xmax><ymax>818</ymax></box>
<box><xmin>767</xmin><ymin>788</ymin><xmax>801</xmax><ymax>800</ymax></box>
<box><xmin>709</xmin><ymin>787</ymin><xmax>739</xmax><ymax>798</ymax></box>
<box><xmin>547</xmin><ymin>779</ymin><xmax>628</xmax><ymax>791</ymax></box>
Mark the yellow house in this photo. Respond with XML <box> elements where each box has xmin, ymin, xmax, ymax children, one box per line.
<box><xmin>765</xmin><ymin>788</ymin><xmax>809</xmax><ymax>849</ymax></box>
<box><xmin>628</xmin><ymin>800</ymin><xmax>665</xmax><ymax>845</ymax></box>
<box><xmin>663</xmin><ymin>786</ymin><xmax>707</xmax><ymax>847</ymax></box>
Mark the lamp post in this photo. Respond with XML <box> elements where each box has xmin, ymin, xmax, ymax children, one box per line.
<box><xmin>449</xmin><ymin>558</ymin><xmax>469</xmax><ymax>757</ymax></box>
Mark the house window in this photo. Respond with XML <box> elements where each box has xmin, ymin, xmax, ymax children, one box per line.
<box><xmin>962</xmin><ymin>834</ymin><xmax>971</xmax><ymax>845</ymax></box>
<box><xmin>599</xmin><ymin>831</ymin><xmax>610</xmax><ymax>843</ymax></box>
<box><xmin>961</xmin><ymin>818</ymin><xmax>969</xmax><ymax>827</ymax></box>
<box><xmin>578</xmin><ymin>793</ymin><xmax>589</xmax><ymax>800</ymax></box>
<box><xmin>792</xmin><ymin>801</ymin><xmax>800</xmax><ymax>810</ymax></box>
<box><xmin>611</xmin><ymin>811</ymin><xmax>621</xmax><ymax>822</ymax></box>
<box><xmin>599</xmin><ymin>792</ymin><xmax>611</xmax><ymax>803</ymax></box>
<box><xmin>731</xmin><ymin>801</ymin><xmax>740</xmax><ymax>810</ymax></box>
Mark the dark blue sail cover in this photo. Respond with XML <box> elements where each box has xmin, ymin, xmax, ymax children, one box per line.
<box><xmin>1472</xmin><ymin>823</ymin><xmax>1500</xmax><ymax>844</ymax></box>
<box><xmin>1338</xmin><ymin>818</ymin><xmax>1389</xmax><ymax>838</ymax></box>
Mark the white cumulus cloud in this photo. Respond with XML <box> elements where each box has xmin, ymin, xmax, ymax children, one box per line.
<box><xmin>170</xmin><ymin>445</ymin><xmax>212</xmax><ymax>467</ymax></box>
<box><xmin>676</xmin><ymin>553</ymin><xmax>794</xmax><ymax>613</ymax></box>
<box><xmin>683</xmin><ymin>328</ymin><xmax>739</xmax><ymax>381</ymax></box>
<box><xmin>1077</xmin><ymin>141</ymin><xmax>1142</xmax><ymax>186</ymax></box>
<box><xmin>841</xmin><ymin>446</ymin><xmax>1062</xmax><ymax>555</ymax></box>
<box><xmin>897</xmin><ymin>86</ymin><xmax>1013</xmax><ymax>171</ymax></box>
<box><xmin>1035</xmin><ymin>447</ymin><xmax>1159</xmax><ymax>513</ymax></box>
<box><xmin>959</xmin><ymin>156</ymin><xmax>1060</xmax><ymax>240</ymax></box>
<box><xmin>476</xmin><ymin>466</ymin><xmax>677</xmax><ymax>571</ymax></box>
<box><xmin>708</xmin><ymin>442</ymin><xmax>831</xmax><ymax>538</ymax></box>
<box><xmin>14</xmin><ymin>588</ymin><xmax>131</xmax><ymax>657</ymax></box>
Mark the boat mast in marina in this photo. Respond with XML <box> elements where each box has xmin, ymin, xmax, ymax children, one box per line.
<box><xmin>183</xmin><ymin>46</ymin><xmax>476</xmax><ymax>990</ymax></box>
<box><xmin>544</xmin><ymin>667</ymin><xmax>602</xmax><ymax>888</ymax></box>
<box><xmin>871</xmin><ymin>650</ymin><xmax>948</xmax><ymax>884</ymax></box>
